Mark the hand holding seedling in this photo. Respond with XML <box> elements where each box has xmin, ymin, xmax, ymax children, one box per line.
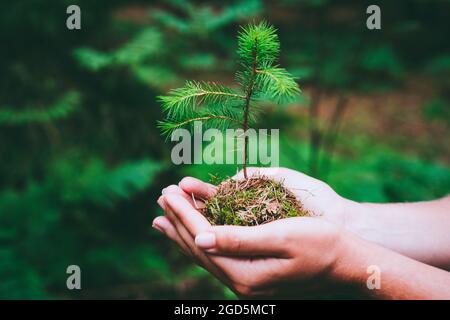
<box><xmin>154</xmin><ymin>168</ymin><xmax>450</xmax><ymax>299</ymax></box>
<box><xmin>158</xmin><ymin>22</ymin><xmax>305</xmax><ymax>225</ymax></box>
<box><xmin>155</xmin><ymin>181</ymin><xmax>346</xmax><ymax>298</ymax></box>
<box><xmin>158</xmin><ymin>22</ymin><xmax>300</xmax><ymax>180</ymax></box>
<box><xmin>156</xmin><ymin>21</ymin><xmax>450</xmax><ymax>299</ymax></box>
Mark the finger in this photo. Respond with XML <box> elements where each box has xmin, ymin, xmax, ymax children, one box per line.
<box><xmin>164</xmin><ymin>193</ymin><xmax>212</xmax><ymax>236</ymax></box>
<box><xmin>158</xmin><ymin>197</ymin><xmax>196</xmax><ymax>258</ymax></box>
<box><xmin>161</xmin><ymin>185</ymin><xmax>205</xmax><ymax>209</ymax></box>
<box><xmin>161</xmin><ymin>195</ymin><xmax>286</xmax><ymax>293</ymax></box>
<box><xmin>159</xmin><ymin>195</ymin><xmax>238</xmax><ymax>288</ymax></box>
<box><xmin>160</xmin><ymin>197</ymin><xmax>252</xmax><ymax>290</ymax></box>
<box><xmin>210</xmin><ymin>255</ymin><xmax>287</xmax><ymax>294</ymax></box>
<box><xmin>195</xmin><ymin>222</ymin><xmax>290</xmax><ymax>257</ymax></box>
<box><xmin>161</xmin><ymin>199</ymin><xmax>231</xmax><ymax>286</ymax></box>
<box><xmin>152</xmin><ymin>216</ymin><xmax>191</xmax><ymax>256</ymax></box>
<box><xmin>178</xmin><ymin>177</ymin><xmax>216</xmax><ymax>200</ymax></box>
<box><xmin>160</xmin><ymin>196</ymin><xmax>213</xmax><ymax>261</ymax></box>
<box><xmin>159</xmin><ymin>194</ymin><xmax>207</xmax><ymax>262</ymax></box>
<box><xmin>157</xmin><ymin>195</ymin><xmax>168</xmax><ymax>211</ymax></box>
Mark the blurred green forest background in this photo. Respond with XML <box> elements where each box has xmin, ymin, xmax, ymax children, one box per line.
<box><xmin>0</xmin><ymin>0</ymin><xmax>449</xmax><ymax>299</ymax></box>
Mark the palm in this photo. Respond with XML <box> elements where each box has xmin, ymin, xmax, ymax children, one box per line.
<box><xmin>232</xmin><ymin>167</ymin><xmax>348</xmax><ymax>225</ymax></box>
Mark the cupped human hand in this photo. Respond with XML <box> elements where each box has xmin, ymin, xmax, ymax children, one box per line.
<box><xmin>155</xmin><ymin>190</ymin><xmax>354</xmax><ymax>298</ymax></box>
<box><xmin>178</xmin><ymin>167</ymin><xmax>357</xmax><ymax>227</ymax></box>
<box><xmin>152</xmin><ymin>167</ymin><xmax>361</xmax><ymax>297</ymax></box>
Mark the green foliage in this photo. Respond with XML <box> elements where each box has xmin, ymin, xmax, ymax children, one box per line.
<box><xmin>74</xmin><ymin>26</ymin><xmax>174</xmax><ymax>89</ymax></box>
<box><xmin>0</xmin><ymin>155</ymin><xmax>164</xmax><ymax>298</ymax></box>
<box><xmin>329</xmin><ymin>151</ymin><xmax>450</xmax><ymax>203</ymax></box>
<box><xmin>360</xmin><ymin>46</ymin><xmax>403</xmax><ymax>76</ymax></box>
<box><xmin>158</xmin><ymin>81</ymin><xmax>246</xmax><ymax>135</ymax></box>
<box><xmin>75</xmin><ymin>28</ymin><xmax>163</xmax><ymax>70</ymax></box>
<box><xmin>0</xmin><ymin>92</ymin><xmax>80</xmax><ymax>125</ymax></box>
<box><xmin>51</xmin><ymin>155</ymin><xmax>163</xmax><ymax>206</ymax></box>
<box><xmin>1</xmin><ymin>0</ymin><xmax>449</xmax><ymax>300</ymax></box>
<box><xmin>74</xmin><ymin>48</ymin><xmax>112</xmax><ymax>72</ymax></box>
<box><xmin>74</xmin><ymin>1</ymin><xmax>263</xmax><ymax>90</ymax></box>
<box><xmin>159</xmin><ymin>21</ymin><xmax>300</xmax><ymax>137</ymax></box>
<box><xmin>425</xmin><ymin>55</ymin><xmax>450</xmax><ymax>74</ymax></box>
<box><xmin>74</xmin><ymin>28</ymin><xmax>177</xmax><ymax>89</ymax></box>
<box><xmin>153</xmin><ymin>0</ymin><xmax>262</xmax><ymax>36</ymax></box>
<box><xmin>159</xmin><ymin>81</ymin><xmax>245</xmax><ymax>118</ymax></box>
<box><xmin>237</xmin><ymin>21</ymin><xmax>280</xmax><ymax>66</ymax></box>
<box><xmin>255</xmin><ymin>65</ymin><xmax>302</xmax><ymax>103</ymax></box>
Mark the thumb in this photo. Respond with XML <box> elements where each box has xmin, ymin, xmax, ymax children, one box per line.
<box><xmin>195</xmin><ymin>223</ymin><xmax>288</xmax><ymax>257</ymax></box>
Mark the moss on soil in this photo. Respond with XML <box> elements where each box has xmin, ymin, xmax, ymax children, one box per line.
<box><xmin>201</xmin><ymin>176</ymin><xmax>310</xmax><ymax>226</ymax></box>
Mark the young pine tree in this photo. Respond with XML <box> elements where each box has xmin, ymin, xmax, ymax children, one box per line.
<box><xmin>158</xmin><ymin>21</ymin><xmax>300</xmax><ymax>179</ymax></box>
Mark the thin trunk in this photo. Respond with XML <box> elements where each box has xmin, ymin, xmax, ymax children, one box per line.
<box><xmin>242</xmin><ymin>41</ymin><xmax>258</xmax><ymax>179</ymax></box>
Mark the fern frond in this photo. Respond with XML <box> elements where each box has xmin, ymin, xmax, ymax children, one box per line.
<box><xmin>255</xmin><ymin>66</ymin><xmax>301</xmax><ymax>102</ymax></box>
<box><xmin>158</xmin><ymin>81</ymin><xmax>245</xmax><ymax>118</ymax></box>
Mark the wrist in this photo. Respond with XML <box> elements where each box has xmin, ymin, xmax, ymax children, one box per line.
<box><xmin>327</xmin><ymin>230</ymin><xmax>372</xmax><ymax>290</ymax></box>
<box><xmin>340</xmin><ymin>198</ymin><xmax>364</xmax><ymax>227</ymax></box>
<box><xmin>340</xmin><ymin>200</ymin><xmax>385</xmax><ymax>245</ymax></box>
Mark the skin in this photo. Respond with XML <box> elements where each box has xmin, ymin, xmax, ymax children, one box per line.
<box><xmin>153</xmin><ymin>167</ymin><xmax>450</xmax><ymax>299</ymax></box>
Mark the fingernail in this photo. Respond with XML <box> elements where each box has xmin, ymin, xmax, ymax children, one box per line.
<box><xmin>161</xmin><ymin>188</ymin><xmax>167</xmax><ymax>195</ymax></box>
<box><xmin>157</xmin><ymin>196</ymin><xmax>166</xmax><ymax>211</ymax></box>
<box><xmin>195</xmin><ymin>233</ymin><xmax>216</xmax><ymax>249</ymax></box>
<box><xmin>152</xmin><ymin>217</ymin><xmax>165</xmax><ymax>234</ymax></box>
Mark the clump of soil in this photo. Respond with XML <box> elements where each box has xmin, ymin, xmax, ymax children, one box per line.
<box><xmin>201</xmin><ymin>176</ymin><xmax>310</xmax><ymax>226</ymax></box>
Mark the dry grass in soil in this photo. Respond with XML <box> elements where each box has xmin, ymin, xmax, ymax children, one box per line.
<box><xmin>201</xmin><ymin>176</ymin><xmax>310</xmax><ymax>226</ymax></box>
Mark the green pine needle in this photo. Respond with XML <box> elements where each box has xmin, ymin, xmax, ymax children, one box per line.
<box><xmin>158</xmin><ymin>81</ymin><xmax>245</xmax><ymax>119</ymax></box>
<box><xmin>256</xmin><ymin>66</ymin><xmax>301</xmax><ymax>103</ymax></box>
<box><xmin>158</xmin><ymin>21</ymin><xmax>300</xmax><ymax>140</ymax></box>
<box><xmin>237</xmin><ymin>21</ymin><xmax>280</xmax><ymax>67</ymax></box>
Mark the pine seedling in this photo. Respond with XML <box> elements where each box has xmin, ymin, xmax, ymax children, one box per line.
<box><xmin>158</xmin><ymin>21</ymin><xmax>300</xmax><ymax>179</ymax></box>
<box><xmin>158</xmin><ymin>21</ymin><xmax>307</xmax><ymax>225</ymax></box>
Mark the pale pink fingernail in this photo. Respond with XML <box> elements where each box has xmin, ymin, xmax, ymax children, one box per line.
<box><xmin>152</xmin><ymin>217</ymin><xmax>166</xmax><ymax>233</ymax></box>
<box><xmin>195</xmin><ymin>233</ymin><xmax>216</xmax><ymax>249</ymax></box>
<box><xmin>157</xmin><ymin>196</ymin><xmax>166</xmax><ymax>211</ymax></box>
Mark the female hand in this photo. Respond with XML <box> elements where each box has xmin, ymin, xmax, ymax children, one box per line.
<box><xmin>154</xmin><ymin>168</ymin><xmax>450</xmax><ymax>298</ymax></box>
<box><xmin>156</xmin><ymin>190</ymin><xmax>450</xmax><ymax>299</ymax></box>
<box><xmin>166</xmin><ymin>167</ymin><xmax>450</xmax><ymax>270</ymax></box>
<box><xmin>157</xmin><ymin>190</ymin><xmax>350</xmax><ymax>298</ymax></box>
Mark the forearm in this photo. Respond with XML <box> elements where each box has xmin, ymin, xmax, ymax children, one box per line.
<box><xmin>344</xmin><ymin>196</ymin><xmax>450</xmax><ymax>269</ymax></box>
<box><xmin>332</xmin><ymin>232</ymin><xmax>450</xmax><ymax>299</ymax></box>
